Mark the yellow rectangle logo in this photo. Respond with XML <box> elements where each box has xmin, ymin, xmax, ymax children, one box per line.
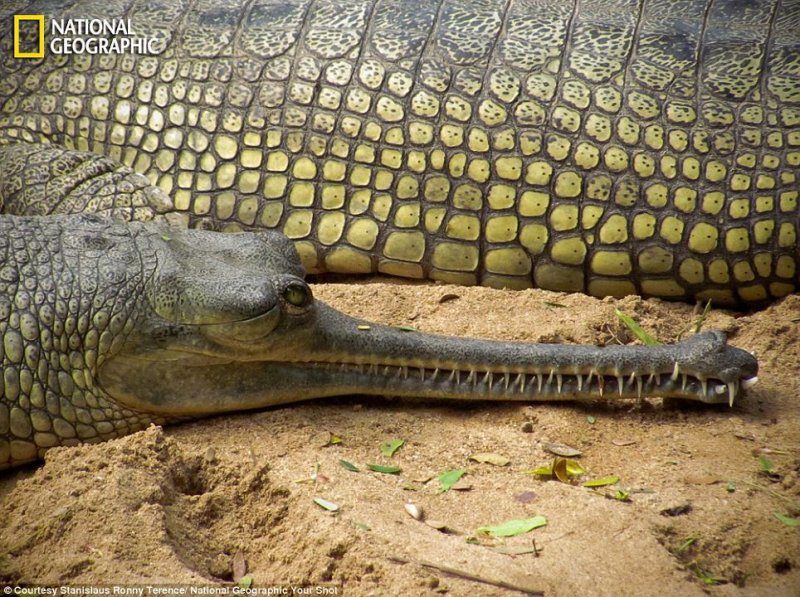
<box><xmin>14</xmin><ymin>14</ymin><xmax>45</xmax><ymax>58</ymax></box>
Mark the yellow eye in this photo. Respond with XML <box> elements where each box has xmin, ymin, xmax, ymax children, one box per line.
<box><xmin>284</xmin><ymin>282</ymin><xmax>311</xmax><ymax>309</ymax></box>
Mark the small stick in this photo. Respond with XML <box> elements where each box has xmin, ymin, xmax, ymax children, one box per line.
<box><xmin>387</xmin><ymin>555</ymin><xmax>545</xmax><ymax>596</ymax></box>
<box><xmin>738</xmin><ymin>480</ymin><xmax>800</xmax><ymax>507</ymax></box>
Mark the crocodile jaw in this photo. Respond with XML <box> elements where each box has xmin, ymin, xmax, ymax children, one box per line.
<box><xmin>98</xmin><ymin>300</ymin><xmax>759</xmax><ymax>418</ymax></box>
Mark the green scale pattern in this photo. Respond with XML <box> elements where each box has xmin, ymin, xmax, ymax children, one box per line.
<box><xmin>0</xmin><ymin>0</ymin><xmax>798</xmax><ymax>305</ymax></box>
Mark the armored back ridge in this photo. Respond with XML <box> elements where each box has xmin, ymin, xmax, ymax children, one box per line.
<box><xmin>0</xmin><ymin>0</ymin><xmax>797</xmax><ymax>304</ymax></box>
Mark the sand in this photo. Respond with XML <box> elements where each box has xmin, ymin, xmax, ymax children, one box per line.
<box><xmin>2</xmin><ymin>281</ymin><xmax>799</xmax><ymax>596</ymax></box>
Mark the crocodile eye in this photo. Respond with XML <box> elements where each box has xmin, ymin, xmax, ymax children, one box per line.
<box><xmin>283</xmin><ymin>281</ymin><xmax>312</xmax><ymax>310</ymax></box>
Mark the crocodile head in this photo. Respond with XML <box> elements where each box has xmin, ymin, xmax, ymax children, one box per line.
<box><xmin>98</xmin><ymin>226</ymin><xmax>759</xmax><ymax>417</ymax></box>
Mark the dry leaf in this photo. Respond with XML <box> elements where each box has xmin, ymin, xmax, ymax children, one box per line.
<box><xmin>405</xmin><ymin>503</ymin><xmax>424</xmax><ymax>520</ymax></box>
<box><xmin>469</xmin><ymin>452</ymin><xmax>511</xmax><ymax>466</ymax></box>
<box><xmin>451</xmin><ymin>479</ymin><xmax>473</xmax><ymax>491</ymax></box>
<box><xmin>684</xmin><ymin>474</ymin><xmax>723</xmax><ymax>485</ymax></box>
<box><xmin>542</xmin><ymin>442</ymin><xmax>582</xmax><ymax>457</ymax></box>
<box><xmin>514</xmin><ymin>491</ymin><xmax>537</xmax><ymax>504</ymax></box>
<box><xmin>232</xmin><ymin>551</ymin><xmax>247</xmax><ymax>583</ymax></box>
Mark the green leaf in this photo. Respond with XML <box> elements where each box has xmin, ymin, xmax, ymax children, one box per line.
<box><xmin>313</xmin><ymin>497</ymin><xmax>340</xmax><ymax>512</ymax></box>
<box><xmin>582</xmin><ymin>475</ymin><xmax>620</xmax><ymax>488</ymax></box>
<box><xmin>726</xmin><ymin>481</ymin><xmax>736</xmax><ymax>493</ymax></box>
<box><xmin>339</xmin><ymin>459</ymin><xmax>359</xmax><ymax>472</ymax></box>
<box><xmin>543</xmin><ymin>301</ymin><xmax>568</xmax><ymax>309</ymax></box>
<box><xmin>695</xmin><ymin>567</ymin><xmax>725</xmax><ymax>586</ymax></box>
<box><xmin>614</xmin><ymin>309</ymin><xmax>661</xmax><ymax>346</ymax></box>
<box><xmin>380</xmin><ymin>438</ymin><xmax>405</xmax><ymax>457</ymax></box>
<box><xmin>676</xmin><ymin>536</ymin><xmax>697</xmax><ymax>553</ymax></box>
<box><xmin>477</xmin><ymin>515</ymin><xmax>548</xmax><ymax>537</ymax></box>
<box><xmin>528</xmin><ymin>458</ymin><xmax>584</xmax><ymax>482</ymax></box>
<box><xmin>693</xmin><ymin>299</ymin><xmax>713</xmax><ymax>334</ymax></box>
<box><xmin>367</xmin><ymin>464</ymin><xmax>402</xmax><ymax>474</ymax></box>
<box><xmin>586</xmin><ymin>415</ymin><xmax>596</xmax><ymax>424</ymax></box>
<box><xmin>613</xmin><ymin>489</ymin><xmax>631</xmax><ymax>502</ymax></box>
<box><xmin>529</xmin><ymin>464</ymin><xmax>554</xmax><ymax>476</ymax></box>
<box><xmin>565</xmin><ymin>459</ymin><xmax>586</xmax><ymax>476</ymax></box>
<box><xmin>396</xmin><ymin>325</ymin><xmax>417</xmax><ymax>332</ymax></box>
<box><xmin>238</xmin><ymin>576</ymin><xmax>253</xmax><ymax>589</ymax></box>
<box><xmin>438</xmin><ymin>469</ymin><xmax>466</xmax><ymax>492</ymax></box>
<box><xmin>758</xmin><ymin>456</ymin><xmax>775</xmax><ymax>473</ymax></box>
<box><xmin>553</xmin><ymin>457</ymin><xmax>585</xmax><ymax>482</ymax></box>
<box><xmin>328</xmin><ymin>434</ymin><xmax>343</xmax><ymax>445</ymax></box>
<box><xmin>773</xmin><ymin>512</ymin><xmax>800</xmax><ymax>527</ymax></box>
<box><xmin>469</xmin><ymin>452</ymin><xmax>511</xmax><ymax>466</ymax></box>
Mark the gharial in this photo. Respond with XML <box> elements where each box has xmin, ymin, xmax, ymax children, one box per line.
<box><xmin>2</xmin><ymin>0</ymin><xmax>795</xmax><ymax>469</ymax></box>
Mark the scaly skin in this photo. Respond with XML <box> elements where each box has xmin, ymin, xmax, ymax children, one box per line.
<box><xmin>0</xmin><ymin>215</ymin><xmax>758</xmax><ymax>470</ymax></box>
<box><xmin>0</xmin><ymin>0</ymin><xmax>798</xmax><ymax>304</ymax></box>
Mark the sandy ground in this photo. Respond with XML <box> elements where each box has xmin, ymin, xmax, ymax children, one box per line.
<box><xmin>1</xmin><ymin>281</ymin><xmax>799</xmax><ymax>596</ymax></box>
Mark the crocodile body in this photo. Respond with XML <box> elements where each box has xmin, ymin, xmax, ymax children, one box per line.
<box><xmin>0</xmin><ymin>0</ymin><xmax>789</xmax><ymax>469</ymax></box>
<box><xmin>1</xmin><ymin>0</ymin><xmax>798</xmax><ymax>305</ymax></box>
<box><xmin>0</xmin><ymin>213</ymin><xmax>758</xmax><ymax>469</ymax></box>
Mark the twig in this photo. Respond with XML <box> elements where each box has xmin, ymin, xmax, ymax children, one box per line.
<box><xmin>739</xmin><ymin>480</ymin><xmax>800</xmax><ymax>507</ymax></box>
<box><xmin>388</xmin><ymin>555</ymin><xmax>545</xmax><ymax>596</ymax></box>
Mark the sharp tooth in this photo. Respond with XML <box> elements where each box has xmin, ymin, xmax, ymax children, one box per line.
<box><xmin>516</xmin><ymin>373</ymin><xmax>526</xmax><ymax>393</ymax></box>
<box><xmin>431</xmin><ymin>368</ymin><xmax>439</xmax><ymax>382</ymax></box>
<box><xmin>617</xmin><ymin>375</ymin><xmax>624</xmax><ymax>397</ymax></box>
<box><xmin>681</xmin><ymin>374</ymin><xmax>688</xmax><ymax>391</ymax></box>
<box><xmin>401</xmin><ymin>366</ymin><xmax>408</xmax><ymax>379</ymax></box>
<box><xmin>466</xmin><ymin>369</ymin><xmax>476</xmax><ymax>385</ymax></box>
<box><xmin>536</xmin><ymin>373</ymin><xmax>543</xmax><ymax>393</ymax></box>
<box><xmin>648</xmin><ymin>373</ymin><xmax>656</xmax><ymax>385</ymax></box>
<box><xmin>636</xmin><ymin>375</ymin><xmax>643</xmax><ymax>399</ymax></box>
<box><xmin>671</xmin><ymin>362</ymin><xmax>680</xmax><ymax>381</ymax></box>
<box><xmin>383</xmin><ymin>365</ymin><xmax>391</xmax><ymax>376</ymax></box>
<box><xmin>586</xmin><ymin>370</ymin><xmax>594</xmax><ymax>386</ymax></box>
<box><xmin>483</xmin><ymin>371</ymin><xmax>492</xmax><ymax>390</ymax></box>
<box><xmin>503</xmin><ymin>372</ymin><xmax>510</xmax><ymax>390</ymax></box>
<box><xmin>700</xmin><ymin>377</ymin><xmax>708</xmax><ymax>397</ymax></box>
<box><xmin>419</xmin><ymin>367</ymin><xmax>425</xmax><ymax>382</ymax></box>
<box><xmin>555</xmin><ymin>373</ymin><xmax>562</xmax><ymax>393</ymax></box>
<box><xmin>448</xmin><ymin>369</ymin><xmax>456</xmax><ymax>383</ymax></box>
<box><xmin>576</xmin><ymin>374</ymin><xmax>583</xmax><ymax>392</ymax></box>
<box><xmin>742</xmin><ymin>376</ymin><xmax>758</xmax><ymax>390</ymax></box>
<box><xmin>598</xmin><ymin>375</ymin><xmax>605</xmax><ymax>397</ymax></box>
<box><xmin>727</xmin><ymin>381</ymin><xmax>738</xmax><ymax>408</ymax></box>
<box><xmin>547</xmin><ymin>369</ymin><xmax>555</xmax><ymax>385</ymax></box>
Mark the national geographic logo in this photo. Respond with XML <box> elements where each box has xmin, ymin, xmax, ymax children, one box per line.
<box><xmin>13</xmin><ymin>14</ymin><xmax>159</xmax><ymax>57</ymax></box>
<box><xmin>13</xmin><ymin>15</ymin><xmax>44</xmax><ymax>58</ymax></box>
